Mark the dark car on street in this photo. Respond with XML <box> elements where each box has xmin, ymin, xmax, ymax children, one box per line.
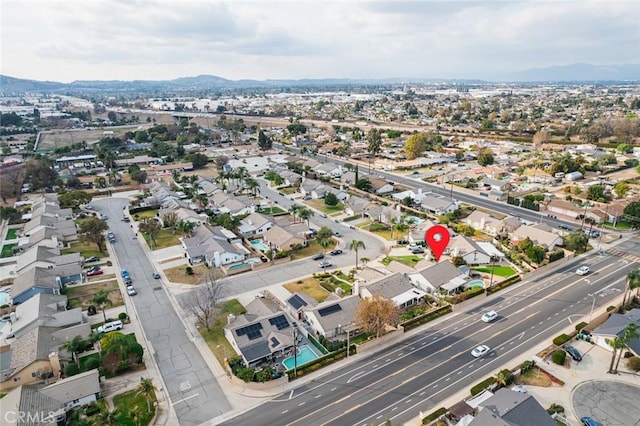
<box><xmin>85</xmin><ymin>256</ymin><xmax>100</xmax><ymax>263</ymax></box>
<box><xmin>330</xmin><ymin>249</ymin><xmax>343</xmax><ymax>256</ymax></box>
<box><xmin>311</xmin><ymin>253</ymin><xmax>325</xmax><ymax>260</ymax></box>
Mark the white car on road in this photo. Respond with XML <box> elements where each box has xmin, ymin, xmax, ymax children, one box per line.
<box><xmin>576</xmin><ymin>266</ymin><xmax>590</xmax><ymax>276</ymax></box>
<box><xmin>481</xmin><ymin>311</ymin><xmax>498</xmax><ymax>323</ymax></box>
<box><xmin>471</xmin><ymin>345</ymin><xmax>490</xmax><ymax>358</ymax></box>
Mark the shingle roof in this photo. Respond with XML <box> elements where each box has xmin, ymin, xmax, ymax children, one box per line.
<box><xmin>365</xmin><ymin>273</ymin><xmax>415</xmax><ymax>299</ymax></box>
<box><xmin>39</xmin><ymin>369</ymin><xmax>100</xmax><ymax>404</ymax></box>
<box><xmin>415</xmin><ymin>261</ymin><xmax>465</xmax><ymax>288</ymax></box>
<box><xmin>3</xmin><ymin>384</ymin><xmax>61</xmax><ymax>426</ymax></box>
<box><xmin>12</xmin><ymin>267</ymin><xmax>60</xmax><ymax>299</ymax></box>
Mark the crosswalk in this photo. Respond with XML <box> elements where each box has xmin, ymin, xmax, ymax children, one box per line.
<box><xmin>605</xmin><ymin>248</ymin><xmax>640</xmax><ymax>264</ymax></box>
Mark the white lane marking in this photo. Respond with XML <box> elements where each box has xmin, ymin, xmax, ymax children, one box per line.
<box><xmin>172</xmin><ymin>393</ymin><xmax>199</xmax><ymax>405</ymax></box>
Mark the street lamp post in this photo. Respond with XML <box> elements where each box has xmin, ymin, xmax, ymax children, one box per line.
<box><xmin>292</xmin><ymin>322</ymin><xmax>298</xmax><ymax>378</ymax></box>
<box><xmin>588</xmin><ymin>293</ymin><xmax>597</xmax><ymax>323</ymax></box>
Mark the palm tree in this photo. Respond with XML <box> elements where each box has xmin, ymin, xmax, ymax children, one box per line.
<box><xmin>495</xmin><ymin>370</ymin><xmax>512</xmax><ymax>387</ymax></box>
<box><xmin>622</xmin><ymin>269</ymin><xmax>640</xmax><ymax>306</ymax></box>
<box><xmin>299</xmin><ymin>207</ymin><xmax>314</xmax><ymax>227</ymax></box>
<box><xmin>130</xmin><ymin>405</ymin><xmax>143</xmax><ymax>426</ymax></box>
<box><xmin>60</xmin><ymin>335</ymin><xmax>87</xmax><ymax>363</ymax></box>
<box><xmin>245</xmin><ymin>177</ymin><xmax>260</xmax><ymax>197</ymax></box>
<box><xmin>608</xmin><ymin>335</ymin><xmax>626</xmax><ymax>374</ymax></box>
<box><xmin>614</xmin><ymin>324</ymin><xmax>639</xmax><ymax>373</ymax></box>
<box><xmin>289</xmin><ymin>204</ymin><xmax>301</xmax><ymax>223</ymax></box>
<box><xmin>94</xmin><ymin>405</ymin><xmax>119</xmax><ymax>425</ymax></box>
<box><xmin>91</xmin><ymin>290</ymin><xmax>113</xmax><ymax>323</ymax></box>
<box><xmin>176</xmin><ymin>220</ymin><xmax>196</xmax><ymax>237</ymax></box>
<box><xmin>137</xmin><ymin>377</ymin><xmax>156</xmax><ymax>414</ymax></box>
<box><xmin>349</xmin><ymin>240</ymin><xmax>366</xmax><ymax>269</ymax></box>
<box><xmin>360</xmin><ymin>257</ymin><xmax>370</xmax><ymax>267</ymax></box>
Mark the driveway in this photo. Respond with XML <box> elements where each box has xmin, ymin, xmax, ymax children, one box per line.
<box><xmin>91</xmin><ymin>197</ymin><xmax>232</xmax><ymax>426</ymax></box>
<box><xmin>572</xmin><ymin>381</ymin><xmax>640</xmax><ymax>426</ymax></box>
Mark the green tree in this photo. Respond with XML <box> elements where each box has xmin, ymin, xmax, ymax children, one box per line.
<box><xmin>617</xmin><ymin>143</ymin><xmax>633</xmax><ymax>153</ymax></box>
<box><xmin>477</xmin><ymin>149</ymin><xmax>495</xmax><ymax>166</ymax></box>
<box><xmin>349</xmin><ymin>240</ymin><xmax>366</xmax><ymax>270</ymax></box>
<box><xmin>564</xmin><ymin>231</ymin><xmax>588</xmax><ymax>253</ymax></box>
<box><xmin>317</xmin><ymin>226</ymin><xmax>334</xmax><ymax>255</ymax></box>
<box><xmin>298</xmin><ymin>207</ymin><xmax>314</xmax><ymax>227</ymax></box>
<box><xmin>258</xmin><ymin>129</ymin><xmax>272</xmax><ymax>150</ymax></box>
<box><xmin>130</xmin><ymin>170</ymin><xmax>147</xmax><ymax>184</ymax></box>
<box><xmin>60</xmin><ymin>335</ymin><xmax>87</xmax><ymax>363</ymax></box>
<box><xmin>66</xmin><ymin>176</ymin><xmax>82</xmax><ymax>188</ymax></box>
<box><xmin>137</xmin><ymin>377</ymin><xmax>157</xmax><ymax>414</ymax></box>
<box><xmin>404</xmin><ymin>133</ymin><xmax>427</xmax><ymax>160</ymax></box>
<box><xmin>622</xmin><ymin>269</ymin><xmax>640</xmax><ymax>306</ymax></box>
<box><xmin>289</xmin><ymin>204</ymin><xmax>302</xmax><ymax>223</ymax></box>
<box><xmin>190</xmin><ymin>153</ymin><xmax>209</xmax><ymax>169</ymax></box>
<box><xmin>139</xmin><ymin>218</ymin><xmax>162</xmax><ymax>248</ymax></box>
<box><xmin>587</xmin><ymin>185</ymin><xmax>607</xmax><ymax>201</ymax></box>
<box><xmin>58</xmin><ymin>190</ymin><xmax>92</xmax><ymax>208</ymax></box>
<box><xmin>526</xmin><ymin>245</ymin><xmax>547</xmax><ymax>264</ymax></box>
<box><xmin>91</xmin><ymin>290</ymin><xmax>113</xmax><ymax>323</ymax></box>
<box><xmin>367</xmin><ymin>128</ymin><xmax>382</xmax><ymax>157</ymax></box>
<box><xmin>613</xmin><ymin>324</ymin><xmax>639</xmax><ymax>373</ymax></box>
<box><xmin>324</xmin><ymin>192</ymin><xmax>339</xmax><ymax>206</ymax></box>
<box><xmin>176</xmin><ymin>219</ymin><xmax>196</xmax><ymax>237</ymax></box>
<box><xmin>623</xmin><ymin>201</ymin><xmax>640</xmax><ymax>221</ymax></box>
<box><xmin>614</xmin><ymin>181</ymin><xmax>631</xmax><ymax>198</ymax></box>
<box><xmin>391</xmin><ymin>215</ymin><xmax>410</xmax><ymax>240</ymax></box>
<box><xmin>287</xmin><ymin>122</ymin><xmax>307</xmax><ymax>136</ymax></box>
<box><xmin>25</xmin><ymin>157</ymin><xmax>58</xmax><ymax>190</ymax></box>
<box><xmin>79</xmin><ymin>217</ymin><xmax>109</xmax><ymax>253</ymax></box>
<box><xmin>355</xmin><ymin>178</ymin><xmax>372</xmax><ymax>192</ymax></box>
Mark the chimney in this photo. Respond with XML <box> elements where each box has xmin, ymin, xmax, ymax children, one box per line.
<box><xmin>418</xmin><ymin>188</ymin><xmax>422</xmax><ymax>195</ymax></box>
<box><xmin>354</xmin><ymin>279</ymin><xmax>361</xmax><ymax>296</ymax></box>
<box><xmin>48</xmin><ymin>352</ymin><xmax>61</xmax><ymax>379</ymax></box>
<box><xmin>227</xmin><ymin>314</ymin><xmax>236</xmax><ymax>324</ymax></box>
<box><xmin>10</xmin><ymin>312</ymin><xmax>17</xmax><ymax>324</ymax></box>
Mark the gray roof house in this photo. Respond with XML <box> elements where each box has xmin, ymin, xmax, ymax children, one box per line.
<box><xmin>591</xmin><ymin>308</ymin><xmax>640</xmax><ymax>356</ymax></box>
<box><xmin>446</xmin><ymin>235</ymin><xmax>492</xmax><ymax>265</ymax></box>
<box><xmin>469</xmin><ymin>388</ymin><xmax>556</xmax><ymax>426</ymax></box>
<box><xmin>361</xmin><ymin>273</ymin><xmax>427</xmax><ymax>308</ymax></box>
<box><xmin>4</xmin><ymin>294</ymin><xmax>85</xmax><ymax>339</ymax></box>
<box><xmin>181</xmin><ymin>225</ymin><xmax>249</xmax><ymax>267</ymax></box>
<box><xmin>10</xmin><ymin>267</ymin><xmax>63</xmax><ymax>305</ymax></box>
<box><xmin>285</xmin><ymin>292</ymin><xmax>318</xmax><ymax>320</ymax></box>
<box><xmin>408</xmin><ymin>261</ymin><xmax>470</xmax><ymax>295</ymax></box>
<box><xmin>304</xmin><ymin>295</ymin><xmax>361</xmax><ymax>339</ymax></box>
<box><xmin>421</xmin><ymin>195</ymin><xmax>459</xmax><ymax>215</ymax></box>
<box><xmin>238</xmin><ymin>212</ymin><xmax>274</xmax><ymax>237</ymax></box>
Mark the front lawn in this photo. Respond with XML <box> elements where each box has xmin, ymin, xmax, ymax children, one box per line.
<box><xmin>5</xmin><ymin>228</ymin><xmax>18</xmax><ymax>240</ymax></box>
<box><xmin>279</xmin><ymin>186</ymin><xmax>297</xmax><ymax>195</ymax></box>
<box><xmin>163</xmin><ymin>263</ymin><xmax>209</xmax><ymax>285</ymax></box>
<box><xmin>306</xmin><ymin>199</ymin><xmax>346</xmax><ymax>214</ymax></box>
<box><xmin>515</xmin><ymin>367</ymin><xmax>553</xmax><ymax>387</ymax></box>
<box><xmin>603</xmin><ymin>221</ymin><xmax>634</xmax><ymax>230</ymax></box>
<box><xmin>284</xmin><ymin>277</ymin><xmax>331</xmax><ymax>302</ymax></box>
<box><xmin>289</xmin><ymin>239</ymin><xmax>336</xmax><ymax>260</ymax></box>
<box><xmin>200</xmin><ymin>299</ymin><xmax>247</xmax><ymax>365</ymax></box>
<box><xmin>381</xmin><ymin>255</ymin><xmax>422</xmax><ymax>268</ymax></box>
<box><xmin>472</xmin><ymin>265</ymin><xmax>517</xmax><ymax>277</ymax></box>
<box><xmin>132</xmin><ymin>209</ymin><xmax>158</xmax><ymax>221</ymax></box>
<box><xmin>143</xmin><ymin>228</ymin><xmax>182</xmax><ymax>250</ymax></box>
<box><xmin>113</xmin><ymin>388</ymin><xmax>156</xmax><ymax>426</ymax></box>
<box><xmin>358</xmin><ymin>220</ymin><xmax>394</xmax><ymax>240</ymax></box>
<box><xmin>61</xmin><ymin>241</ymin><xmax>105</xmax><ymax>259</ymax></box>
<box><xmin>0</xmin><ymin>244</ymin><xmax>16</xmax><ymax>258</ymax></box>
<box><xmin>63</xmin><ymin>280</ymin><xmax>123</xmax><ymax>310</ymax></box>
<box><xmin>259</xmin><ymin>206</ymin><xmax>287</xmax><ymax>215</ymax></box>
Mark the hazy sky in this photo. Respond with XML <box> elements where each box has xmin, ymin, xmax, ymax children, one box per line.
<box><xmin>2</xmin><ymin>0</ymin><xmax>639</xmax><ymax>82</ymax></box>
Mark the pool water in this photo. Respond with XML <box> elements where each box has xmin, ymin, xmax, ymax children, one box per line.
<box><xmin>466</xmin><ymin>280</ymin><xmax>486</xmax><ymax>289</ymax></box>
<box><xmin>250</xmin><ymin>240</ymin><xmax>270</xmax><ymax>251</ymax></box>
<box><xmin>0</xmin><ymin>291</ymin><xmax>10</xmax><ymax>306</ymax></box>
<box><xmin>283</xmin><ymin>345</ymin><xmax>319</xmax><ymax>370</ymax></box>
<box><xmin>228</xmin><ymin>263</ymin><xmax>251</xmax><ymax>270</ymax></box>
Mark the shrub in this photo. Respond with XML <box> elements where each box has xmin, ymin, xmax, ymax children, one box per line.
<box><xmin>553</xmin><ymin>334</ymin><xmax>571</xmax><ymax>346</ymax></box>
<box><xmin>547</xmin><ymin>403</ymin><xmax>565</xmax><ymax>415</ymax></box>
<box><xmin>185</xmin><ymin>266</ymin><xmax>194</xmax><ymax>275</ymax></box>
<box><xmin>548</xmin><ymin>250</ymin><xmax>565</xmax><ymax>262</ymax></box>
<box><xmin>64</xmin><ymin>362</ymin><xmax>79</xmax><ymax>377</ymax></box>
<box><xmin>551</xmin><ymin>349</ymin><xmax>566</xmax><ymax>365</ymax></box>
<box><xmin>84</xmin><ymin>404</ymin><xmax>101</xmax><ymax>417</ymax></box>
<box><xmin>118</xmin><ymin>312</ymin><xmax>129</xmax><ymax>322</ymax></box>
<box><xmin>422</xmin><ymin>407</ymin><xmax>447</xmax><ymax>424</ymax></box>
<box><xmin>627</xmin><ymin>356</ymin><xmax>640</xmax><ymax>372</ymax></box>
<box><xmin>520</xmin><ymin>360</ymin><xmax>535</xmax><ymax>373</ymax></box>
<box><xmin>607</xmin><ymin>305</ymin><xmax>617</xmax><ymax>312</ymax></box>
<box><xmin>237</xmin><ymin>367</ymin><xmax>255</xmax><ymax>382</ymax></box>
<box><xmin>575</xmin><ymin>322</ymin><xmax>587</xmax><ymax>331</ymax></box>
<box><xmin>470</xmin><ymin>376</ymin><xmax>497</xmax><ymax>396</ymax></box>
<box><xmin>81</xmin><ymin>357</ymin><xmax>100</xmax><ymax>372</ymax></box>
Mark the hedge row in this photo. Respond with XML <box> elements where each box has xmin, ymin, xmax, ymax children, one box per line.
<box><xmin>574</xmin><ymin>322</ymin><xmax>587</xmax><ymax>332</ymax></box>
<box><xmin>402</xmin><ymin>305</ymin><xmax>452</xmax><ymax>331</ymax></box>
<box><xmin>286</xmin><ymin>345</ymin><xmax>356</xmax><ymax>380</ymax></box>
<box><xmin>486</xmin><ymin>275</ymin><xmax>522</xmax><ymax>295</ymax></box>
<box><xmin>548</xmin><ymin>250</ymin><xmax>565</xmax><ymax>263</ymax></box>
<box><xmin>553</xmin><ymin>334</ymin><xmax>572</xmax><ymax>346</ymax></box>
<box><xmin>444</xmin><ymin>287</ymin><xmax>485</xmax><ymax>304</ymax></box>
<box><xmin>422</xmin><ymin>407</ymin><xmax>447</xmax><ymax>424</ymax></box>
<box><xmin>470</xmin><ymin>376</ymin><xmax>497</xmax><ymax>396</ymax></box>
<box><xmin>129</xmin><ymin>205</ymin><xmax>156</xmax><ymax>214</ymax></box>
<box><xmin>307</xmin><ymin>333</ymin><xmax>329</xmax><ymax>355</ymax></box>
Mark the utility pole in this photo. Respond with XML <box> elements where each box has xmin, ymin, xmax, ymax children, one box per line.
<box><xmin>292</xmin><ymin>322</ymin><xmax>298</xmax><ymax>378</ymax></box>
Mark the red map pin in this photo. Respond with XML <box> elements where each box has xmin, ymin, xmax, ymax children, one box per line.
<box><xmin>425</xmin><ymin>225</ymin><xmax>451</xmax><ymax>262</ymax></box>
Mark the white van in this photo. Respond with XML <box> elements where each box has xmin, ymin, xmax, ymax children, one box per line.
<box><xmin>97</xmin><ymin>320</ymin><xmax>123</xmax><ymax>334</ymax></box>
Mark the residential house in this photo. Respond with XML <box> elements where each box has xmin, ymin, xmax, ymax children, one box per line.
<box><xmin>344</xmin><ymin>196</ymin><xmax>371</xmax><ymax>217</ymax></box>
<box><xmin>16</xmin><ymin>228</ymin><xmax>64</xmax><ymax>252</ymax></box>
<box><xmin>15</xmin><ymin>246</ymin><xmax>82</xmax><ymax>279</ymax></box>
<box><xmin>591</xmin><ymin>308</ymin><xmax>640</xmax><ymax>356</ymax></box>
<box><xmin>368</xmin><ymin>178</ymin><xmax>394</xmax><ymax>195</ymax></box>
<box><xmin>4</xmin><ymin>294</ymin><xmax>85</xmax><ymax>339</ymax></box>
<box><xmin>238</xmin><ymin>212</ymin><xmax>274</xmax><ymax>237</ymax></box>
<box><xmin>364</xmin><ymin>205</ymin><xmax>402</xmax><ymax>226</ymax></box>
<box><xmin>311</xmin><ymin>184</ymin><xmax>330</xmax><ymax>200</ymax></box>
<box><xmin>300</xmin><ymin>179</ymin><xmax>322</xmax><ymax>198</ymax></box>
<box><xmin>23</xmin><ymin>217</ymin><xmax>77</xmax><ymax>243</ymax></box>
<box><xmin>210</xmin><ymin>192</ymin><xmax>255</xmax><ymax>216</ymax></box>
<box><xmin>565</xmin><ymin>171</ymin><xmax>584</xmax><ymax>181</ymax></box>
<box><xmin>263</xmin><ymin>225</ymin><xmax>307</xmax><ymax>251</ymax></box>
<box><xmin>408</xmin><ymin>220</ymin><xmax>436</xmax><ymax>244</ymax></box>
<box><xmin>224</xmin><ymin>307</ymin><xmax>296</xmax><ymax>367</ymax></box>
<box><xmin>361</xmin><ymin>273</ymin><xmax>427</xmax><ymax>308</ymax></box>
<box><xmin>340</xmin><ymin>171</ymin><xmax>357</xmax><ymax>185</ymax></box>
<box><xmin>10</xmin><ymin>265</ymin><xmax>83</xmax><ymax>305</ymax></box>
<box><xmin>0</xmin><ymin>324</ymin><xmax>90</xmax><ymax>391</ymax></box>
<box><xmin>463</xmin><ymin>211</ymin><xmax>505</xmax><ymax>237</ymax></box>
<box><xmin>159</xmin><ymin>200</ymin><xmax>205</xmax><ymax>226</ymax></box>
<box><xmin>421</xmin><ymin>195</ymin><xmax>458</xmax><ymax>216</ymax></box>
<box><xmin>198</xmin><ymin>179</ymin><xmax>219</xmax><ymax>197</ymax></box>
<box><xmin>38</xmin><ymin>368</ymin><xmax>101</xmax><ymax>412</ymax></box>
<box><xmin>304</xmin><ymin>295</ymin><xmax>361</xmax><ymax>339</ymax></box>
<box><xmin>280</xmin><ymin>170</ymin><xmax>302</xmax><ymax>187</ymax></box>
<box><xmin>547</xmin><ymin>199</ymin><xmax>584</xmax><ymax>219</ymax></box>
<box><xmin>408</xmin><ymin>261</ymin><xmax>470</xmax><ymax>295</ymax></box>
<box><xmin>392</xmin><ymin>189</ymin><xmax>427</xmax><ymax>205</ymax></box>
<box><xmin>316</xmin><ymin>162</ymin><xmax>343</xmax><ymax>178</ymax></box>
<box><xmin>468</xmin><ymin>388</ymin><xmax>556</xmax><ymax>426</ymax></box>
<box><xmin>512</xmin><ymin>224</ymin><xmax>564</xmax><ymax>251</ymax></box>
<box><xmin>446</xmin><ymin>235</ymin><xmax>492</xmax><ymax>265</ymax></box>
<box><xmin>479</xmin><ymin>177</ymin><xmax>508</xmax><ymax>192</ymax></box>
<box><xmin>181</xmin><ymin>225</ymin><xmax>249</xmax><ymax>267</ymax></box>
<box><xmin>285</xmin><ymin>293</ymin><xmax>318</xmax><ymax>321</ymax></box>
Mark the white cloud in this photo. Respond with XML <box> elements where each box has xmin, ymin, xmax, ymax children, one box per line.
<box><xmin>1</xmin><ymin>0</ymin><xmax>638</xmax><ymax>82</ymax></box>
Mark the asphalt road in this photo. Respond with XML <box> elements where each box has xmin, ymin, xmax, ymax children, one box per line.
<box><xmin>91</xmin><ymin>198</ymin><xmax>232</xmax><ymax>426</ymax></box>
<box><xmin>221</xmin><ymin>240</ymin><xmax>639</xmax><ymax>426</ymax></box>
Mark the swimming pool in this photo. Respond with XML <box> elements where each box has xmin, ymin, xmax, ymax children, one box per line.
<box><xmin>0</xmin><ymin>291</ymin><xmax>10</xmax><ymax>306</ymax></box>
<box><xmin>250</xmin><ymin>240</ymin><xmax>270</xmax><ymax>252</ymax></box>
<box><xmin>466</xmin><ymin>280</ymin><xmax>486</xmax><ymax>289</ymax></box>
<box><xmin>283</xmin><ymin>345</ymin><xmax>319</xmax><ymax>370</ymax></box>
<box><xmin>228</xmin><ymin>263</ymin><xmax>251</xmax><ymax>270</ymax></box>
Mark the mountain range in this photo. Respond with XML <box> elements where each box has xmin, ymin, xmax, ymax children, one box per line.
<box><xmin>1</xmin><ymin>63</ymin><xmax>638</xmax><ymax>95</ymax></box>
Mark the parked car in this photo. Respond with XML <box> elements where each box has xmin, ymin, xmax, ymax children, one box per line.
<box><xmin>85</xmin><ymin>256</ymin><xmax>100</xmax><ymax>263</ymax></box>
<box><xmin>311</xmin><ymin>253</ymin><xmax>325</xmax><ymax>260</ymax></box>
<box><xmin>481</xmin><ymin>311</ymin><xmax>498</xmax><ymax>323</ymax></box>
<box><xmin>576</xmin><ymin>266</ymin><xmax>590</xmax><ymax>276</ymax></box>
<box><xmin>122</xmin><ymin>216</ymin><xmax>130</xmax><ymax>222</ymax></box>
<box><xmin>152</xmin><ymin>271</ymin><xmax>161</xmax><ymax>279</ymax></box>
<box><xmin>319</xmin><ymin>260</ymin><xmax>332</xmax><ymax>268</ymax></box>
<box><xmin>334</xmin><ymin>231</ymin><xmax>342</xmax><ymax>237</ymax></box>
<box><xmin>97</xmin><ymin>320</ymin><xmax>123</xmax><ymax>334</ymax></box>
<box><xmin>330</xmin><ymin>249</ymin><xmax>343</xmax><ymax>256</ymax></box>
<box><xmin>410</xmin><ymin>247</ymin><xmax>425</xmax><ymax>254</ymax></box>
<box><xmin>302</xmin><ymin>196</ymin><xmax>312</xmax><ymax>200</ymax></box>
<box><xmin>87</xmin><ymin>269</ymin><xmax>104</xmax><ymax>277</ymax></box>
<box><xmin>86</xmin><ymin>266</ymin><xmax>101</xmax><ymax>273</ymax></box>
<box><xmin>124</xmin><ymin>276</ymin><xmax>133</xmax><ymax>285</ymax></box>
<box><xmin>511</xmin><ymin>385</ymin><xmax>527</xmax><ymax>393</ymax></box>
<box><xmin>121</xmin><ymin>269</ymin><xmax>130</xmax><ymax>278</ymax></box>
<box><xmin>320</xmin><ymin>213</ymin><xmax>327</xmax><ymax>218</ymax></box>
<box><xmin>580</xmin><ymin>417</ymin><xmax>597</xmax><ymax>426</ymax></box>
<box><xmin>589</xmin><ymin>230</ymin><xmax>601</xmax><ymax>238</ymax></box>
<box><xmin>559</xmin><ymin>224</ymin><xmax>573</xmax><ymax>231</ymax></box>
<box><xmin>471</xmin><ymin>345</ymin><xmax>490</xmax><ymax>358</ymax></box>
<box><xmin>564</xmin><ymin>345</ymin><xmax>583</xmax><ymax>361</ymax></box>
<box><xmin>126</xmin><ymin>285</ymin><xmax>137</xmax><ymax>296</ymax></box>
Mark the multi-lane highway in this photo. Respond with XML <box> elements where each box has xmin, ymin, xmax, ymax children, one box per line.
<box><xmin>221</xmin><ymin>241</ymin><xmax>639</xmax><ymax>426</ymax></box>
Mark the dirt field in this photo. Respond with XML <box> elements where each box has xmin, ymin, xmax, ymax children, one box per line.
<box><xmin>36</xmin><ymin>127</ymin><xmax>138</xmax><ymax>152</ymax></box>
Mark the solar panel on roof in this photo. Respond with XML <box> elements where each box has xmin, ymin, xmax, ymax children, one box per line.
<box><xmin>289</xmin><ymin>294</ymin><xmax>308</xmax><ymax>310</ymax></box>
<box><xmin>270</xmin><ymin>336</ymin><xmax>280</xmax><ymax>348</ymax></box>
<box><xmin>247</xmin><ymin>329</ymin><xmax>262</xmax><ymax>340</ymax></box>
<box><xmin>236</xmin><ymin>323</ymin><xmax>263</xmax><ymax>337</ymax></box>
<box><xmin>318</xmin><ymin>304</ymin><xmax>342</xmax><ymax>317</ymax></box>
<box><xmin>269</xmin><ymin>315</ymin><xmax>290</xmax><ymax>330</ymax></box>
